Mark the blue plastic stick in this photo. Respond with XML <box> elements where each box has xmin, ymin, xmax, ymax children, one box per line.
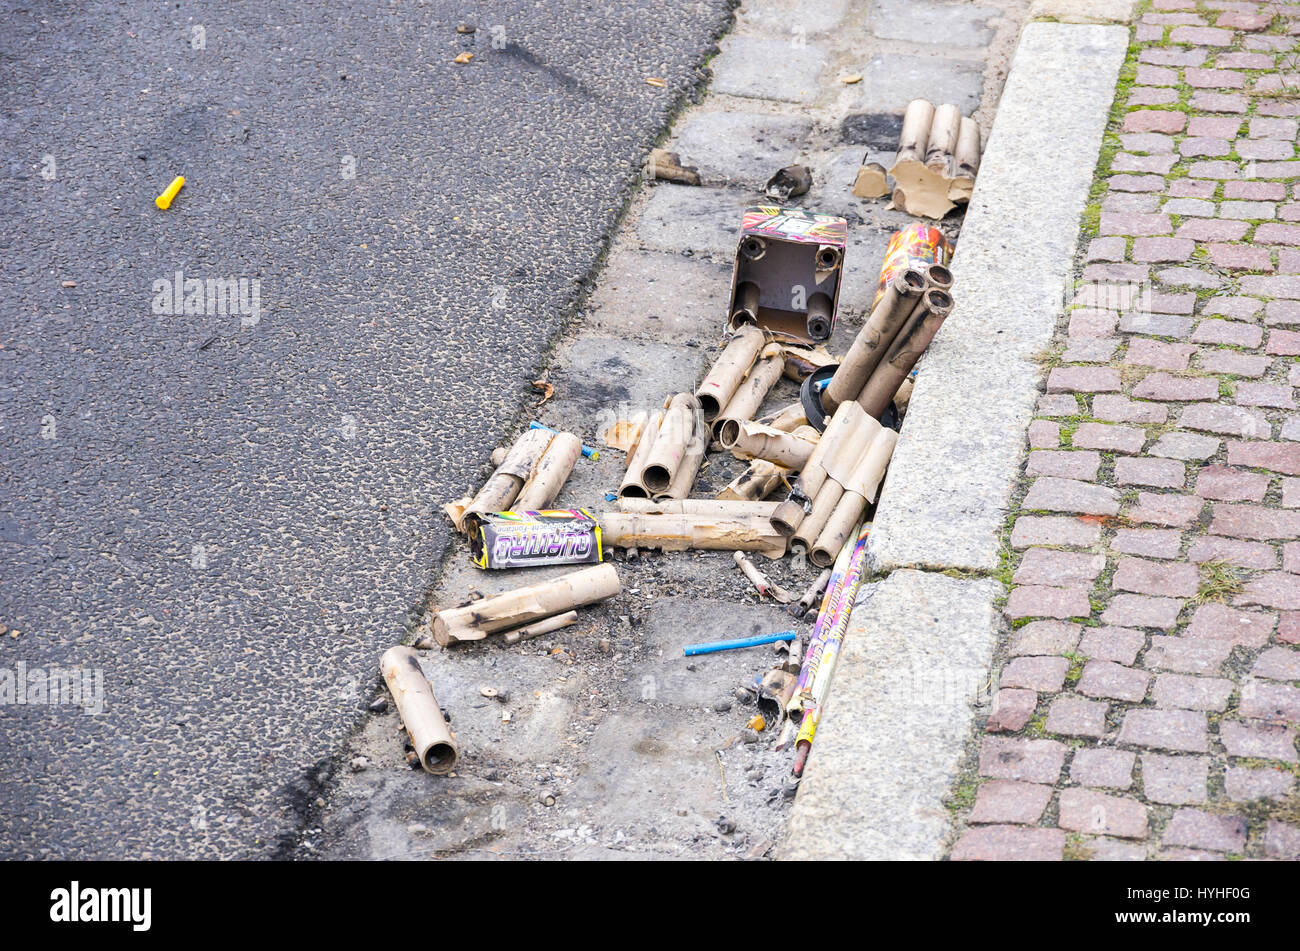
<box><xmin>528</xmin><ymin>421</ymin><xmax>599</xmax><ymax>460</ymax></box>
<box><xmin>683</xmin><ymin>630</ymin><xmax>796</xmax><ymax>657</ymax></box>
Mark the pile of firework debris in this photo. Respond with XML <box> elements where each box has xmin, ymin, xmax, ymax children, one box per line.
<box><xmin>379</xmin><ymin>98</ymin><xmax>980</xmax><ymax>785</ymax></box>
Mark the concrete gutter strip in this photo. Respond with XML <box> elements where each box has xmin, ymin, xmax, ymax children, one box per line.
<box><xmin>779</xmin><ymin>572</ymin><xmax>1000</xmax><ymax>861</ymax></box>
<box><xmin>780</xmin><ymin>23</ymin><xmax>1129</xmax><ymax>861</ymax></box>
<box><xmin>869</xmin><ymin>23</ymin><xmax>1131</xmax><ymax>576</ymax></box>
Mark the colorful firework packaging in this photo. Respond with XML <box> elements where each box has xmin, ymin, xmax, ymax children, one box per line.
<box><xmin>468</xmin><ymin>509</ymin><xmax>603</xmax><ymax>570</ymax></box>
<box><xmin>727</xmin><ymin>206</ymin><xmax>848</xmax><ymax>344</ymax></box>
<box><xmin>871</xmin><ymin>222</ymin><xmax>953</xmax><ymax>311</ymax></box>
<box><xmin>791</xmin><ymin>521</ymin><xmax>870</xmax><ymax>775</ymax></box>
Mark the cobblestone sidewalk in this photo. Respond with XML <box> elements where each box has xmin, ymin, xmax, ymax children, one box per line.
<box><xmin>950</xmin><ymin>0</ymin><xmax>1300</xmax><ymax>861</ymax></box>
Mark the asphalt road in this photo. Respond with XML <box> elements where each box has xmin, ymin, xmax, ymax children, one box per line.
<box><xmin>0</xmin><ymin>0</ymin><xmax>732</xmax><ymax>859</ymax></box>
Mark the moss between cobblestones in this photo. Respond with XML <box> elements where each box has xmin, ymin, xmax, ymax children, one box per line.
<box><xmin>943</xmin><ymin>774</ymin><xmax>981</xmax><ymax>815</ymax></box>
<box><xmin>1063</xmin><ymin>833</ymin><xmax>1094</xmax><ymax>861</ymax></box>
<box><xmin>1080</xmin><ymin>31</ymin><xmax>1143</xmax><ymax>240</ymax></box>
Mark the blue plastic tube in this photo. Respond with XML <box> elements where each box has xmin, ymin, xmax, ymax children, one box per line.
<box><xmin>683</xmin><ymin>630</ymin><xmax>796</xmax><ymax>657</ymax></box>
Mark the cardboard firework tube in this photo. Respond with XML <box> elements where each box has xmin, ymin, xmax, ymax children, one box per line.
<box><xmin>870</xmin><ymin>223</ymin><xmax>954</xmax><ymax>312</ymax></box>
<box><xmin>490</xmin><ymin>447</ymin><xmax>508</xmax><ymax>466</ymax></box>
<box><xmin>758</xmin><ymin>401</ymin><xmax>807</xmax><ymax>434</ymax></box>
<box><xmin>734</xmin><ymin>550</ymin><xmax>793</xmax><ymax>603</ymax></box>
<box><xmin>857</xmin><ymin>288</ymin><xmax>953</xmax><ymax>418</ymax></box>
<box><xmin>462</xmin><ymin>427</ymin><xmax>553</xmax><ymax>528</ymax></box>
<box><xmin>757</xmin><ymin>668</ymin><xmax>799</xmax><ymax>724</ymax></box>
<box><xmin>715</xmin><ymin>344</ymin><xmax>785</xmax><ymax>446</ymax></box>
<box><xmin>924</xmin><ymin>104</ymin><xmax>962</xmax><ymax>178</ymax></box>
<box><xmin>815</xmin><ymin>245</ymin><xmax>842</xmax><ymax>272</ymax></box>
<box><xmin>618</xmin><ymin>409</ymin><xmax>664</xmax><ymax>499</ymax></box>
<box><xmin>893</xmin><ymin>376</ymin><xmax>915</xmax><ymax>414</ymax></box>
<box><xmin>656</xmin><ymin>415</ymin><xmax>707</xmax><ymax>501</ymax></box>
<box><xmin>923</xmin><ymin>261</ymin><xmax>953</xmax><ymax>292</ymax></box>
<box><xmin>789</xmin><ymin>568</ymin><xmax>833</xmax><ymax>619</ymax></box>
<box><xmin>818</xmin><ymin>411</ymin><xmax>882</xmax><ymax>489</ymax></box>
<box><xmin>597</xmin><ymin>512</ymin><xmax>787</xmax><ymax>559</ymax></box>
<box><xmin>896</xmin><ymin>99</ymin><xmax>935</xmax><ymax>164</ymax></box>
<box><xmin>804</xmin><ymin>292</ymin><xmax>834</xmax><ymax>340</ymax></box>
<box><xmin>954</xmin><ymin>116</ymin><xmax>981</xmax><ymax>182</ymax></box>
<box><xmin>792</xmin><ymin>479</ymin><xmax>843</xmax><ymax>556</ymax></box>
<box><xmin>616</xmin><ymin>498</ymin><xmax>780</xmax><ymax>519</ymax></box>
<box><xmin>796</xmin><ymin>402</ymin><xmax>880</xmax><ymax>510</ymax></box>
<box><xmin>642</xmin><ymin>393</ymin><xmax>700</xmax><ymax>494</ymax></box>
<box><xmin>821</xmin><ymin>268</ymin><xmax>925</xmax><ymax>413</ymax></box>
<box><xmin>728</xmin><ymin>421</ymin><xmax>818</xmax><ymax>471</ymax></box>
<box><xmin>769</xmin><ymin>401</ymin><xmax>873</xmax><ymax>537</ymax></box>
<box><xmin>380</xmin><ymin>646</ymin><xmax>458</xmax><ymax>775</ymax></box>
<box><xmin>729</xmin><ymin>280</ymin><xmax>761</xmax><ymax>331</ymax></box>
<box><xmin>811</xmin><ymin>430</ymin><xmax>899</xmax><ymax>567</ymax></box>
<box><xmin>718</xmin><ymin>459</ymin><xmax>788</xmax><ymax>502</ymax></box>
<box><xmin>811</xmin><ymin>491</ymin><xmax>867</xmax><ymax>567</ymax></box>
<box><xmin>502</xmin><ymin>610</ymin><xmax>578</xmax><ymax>645</ymax></box>
<box><xmin>696</xmin><ymin>324</ymin><xmax>764</xmax><ymax>422</ymax></box>
<box><xmin>513</xmin><ymin>431</ymin><xmax>582</xmax><ymax>511</ymax></box>
<box><xmin>432</xmin><ymin>563</ymin><xmax>621</xmax><ymax>647</ymax></box>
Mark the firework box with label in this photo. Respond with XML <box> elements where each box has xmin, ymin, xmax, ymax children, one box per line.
<box><xmin>871</xmin><ymin>222</ymin><xmax>953</xmax><ymax>311</ymax></box>
<box><xmin>727</xmin><ymin>206</ymin><xmax>848</xmax><ymax>344</ymax></box>
<box><xmin>468</xmin><ymin>509</ymin><xmax>604</xmax><ymax>570</ymax></box>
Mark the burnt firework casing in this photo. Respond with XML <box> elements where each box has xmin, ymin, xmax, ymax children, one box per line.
<box><xmin>727</xmin><ymin>206</ymin><xmax>848</xmax><ymax>344</ymax></box>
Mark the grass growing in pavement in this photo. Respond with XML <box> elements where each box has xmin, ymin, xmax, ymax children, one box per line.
<box><xmin>1197</xmin><ymin>560</ymin><xmax>1244</xmax><ymax>603</ymax></box>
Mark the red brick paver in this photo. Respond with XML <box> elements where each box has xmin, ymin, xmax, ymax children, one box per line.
<box><xmin>952</xmin><ymin>2</ymin><xmax>1300</xmax><ymax>861</ymax></box>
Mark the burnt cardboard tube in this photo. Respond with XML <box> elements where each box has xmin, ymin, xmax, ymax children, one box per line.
<box><xmin>729</xmin><ymin>280</ymin><xmax>761</xmax><ymax>331</ymax></box>
<box><xmin>381</xmin><ymin>647</ymin><xmax>459</xmax><ymax>775</ymax></box>
<box><xmin>856</xmin><ymin>287</ymin><xmax>953</xmax><ymax>418</ymax></box>
<box><xmin>805</xmin><ymin>292</ymin><xmax>833</xmax><ymax>342</ymax></box>
<box><xmin>821</xmin><ymin>268</ymin><xmax>925</xmax><ymax>414</ymax></box>
<box><xmin>697</xmin><ymin>324</ymin><xmax>764</xmax><ymax>422</ymax></box>
<box><xmin>642</xmin><ymin>393</ymin><xmax>700</xmax><ymax>494</ymax></box>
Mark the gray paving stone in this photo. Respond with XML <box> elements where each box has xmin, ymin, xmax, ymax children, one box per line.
<box><xmin>636</xmin><ymin>185</ymin><xmax>745</xmax><ymax>259</ymax></box>
<box><xmin>668</xmin><ymin>111</ymin><xmax>815</xmax><ymax>187</ymax></box>
<box><xmin>858</xmin><ymin>53</ymin><xmax>984</xmax><ymax>114</ymax></box>
<box><xmin>709</xmin><ymin>35</ymin><xmax>829</xmax><ymax>104</ymax></box>
<box><xmin>781</xmin><ymin>571</ymin><xmax>1000</xmax><ymax>860</ymax></box>
<box><xmin>870</xmin><ymin>0</ymin><xmax>998</xmax><ymax>47</ymax></box>
<box><xmin>738</xmin><ymin>0</ymin><xmax>851</xmax><ymax>34</ymax></box>
<box><xmin>584</xmin><ymin>247</ymin><xmax>734</xmax><ymax>342</ymax></box>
